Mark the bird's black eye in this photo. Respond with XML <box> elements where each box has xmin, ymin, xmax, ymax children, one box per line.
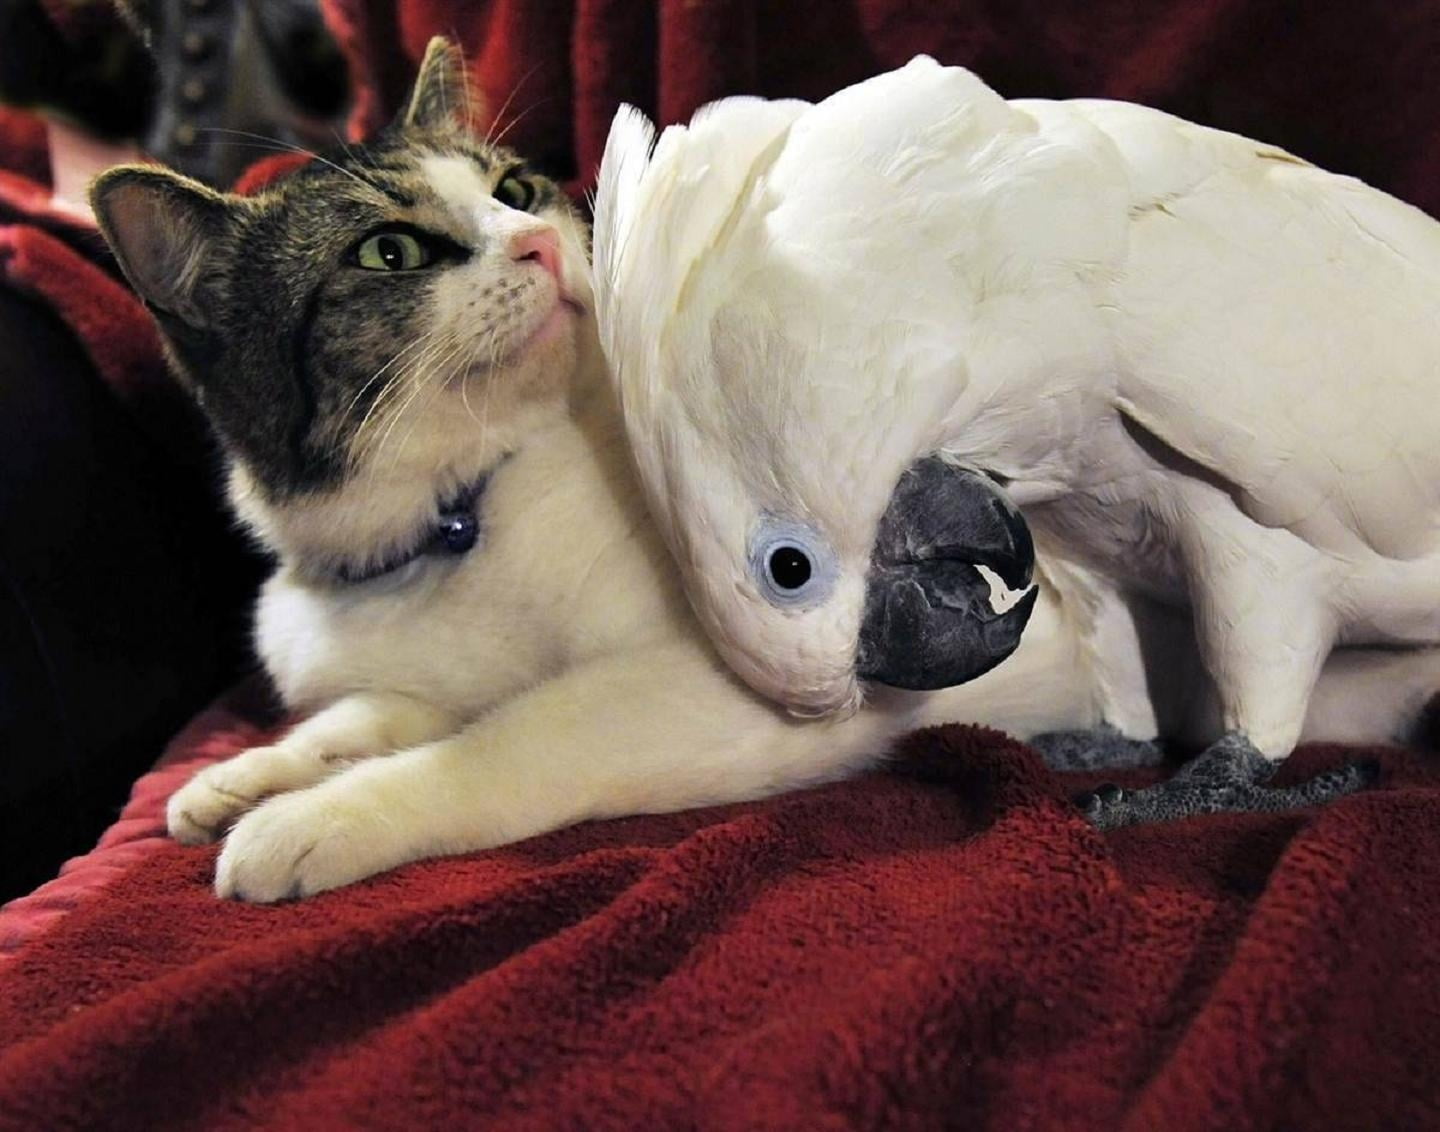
<box><xmin>750</xmin><ymin>521</ymin><xmax>835</xmax><ymax>608</ymax></box>
<box><xmin>768</xmin><ymin>545</ymin><xmax>813</xmax><ymax>590</ymax></box>
<box><xmin>494</xmin><ymin>168</ymin><xmax>537</xmax><ymax>212</ymax></box>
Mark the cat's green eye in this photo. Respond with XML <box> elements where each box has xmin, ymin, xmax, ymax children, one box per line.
<box><xmin>355</xmin><ymin>231</ymin><xmax>433</xmax><ymax>271</ymax></box>
<box><xmin>494</xmin><ymin>170</ymin><xmax>537</xmax><ymax>212</ymax></box>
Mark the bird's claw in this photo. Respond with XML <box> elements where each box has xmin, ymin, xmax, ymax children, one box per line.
<box><xmin>1071</xmin><ymin>781</ymin><xmax>1125</xmax><ymax>819</ymax></box>
<box><xmin>1073</xmin><ymin>734</ymin><xmax>1380</xmax><ymax>831</ymax></box>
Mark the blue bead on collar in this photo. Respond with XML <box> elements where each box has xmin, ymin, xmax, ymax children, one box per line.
<box><xmin>333</xmin><ymin>474</ymin><xmax>490</xmax><ymax>586</ymax></box>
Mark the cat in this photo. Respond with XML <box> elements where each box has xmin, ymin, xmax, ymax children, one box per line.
<box><xmin>91</xmin><ymin>38</ymin><xmax>1440</xmax><ymax>901</ymax></box>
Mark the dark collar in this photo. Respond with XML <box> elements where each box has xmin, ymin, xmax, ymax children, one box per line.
<box><xmin>331</xmin><ymin>472</ymin><xmax>492</xmax><ymax>587</ymax></box>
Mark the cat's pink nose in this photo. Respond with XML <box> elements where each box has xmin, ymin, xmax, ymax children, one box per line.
<box><xmin>509</xmin><ymin>229</ymin><xmax>562</xmax><ymax>283</ymax></box>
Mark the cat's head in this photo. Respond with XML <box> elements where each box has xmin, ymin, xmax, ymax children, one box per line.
<box><xmin>90</xmin><ymin>38</ymin><xmax>592</xmax><ymax>564</ymax></box>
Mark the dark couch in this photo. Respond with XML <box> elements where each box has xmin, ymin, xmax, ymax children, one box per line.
<box><xmin>0</xmin><ymin>285</ymin><xmax>261</xmax><ymax>901</ymax></box>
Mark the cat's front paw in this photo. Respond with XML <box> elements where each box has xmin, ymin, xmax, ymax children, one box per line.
<box><xmin>167</xmin><ymin>746</ymin><xmax>300</xmax><ymax>845</ymax></box>
<box><xmin>215</xmin><ymin>785</ymin><xmax>397</xmax><ymax>902</ymax></box>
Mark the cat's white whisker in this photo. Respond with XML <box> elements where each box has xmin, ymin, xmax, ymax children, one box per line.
<box><xmin>486</xmin><ymin>95</ymin><xmax>550</xmax><ymax>152</ymax></box>
<box><xmin>385</xmin><ymin>342</ymin><xmax>474</xmax><ymax>472</ymax></box>
<box><xmin>329</xmin><ymin>127</ymin><xmax>364</xmax><ymax>172</ymax></box>
<box><xmin>393</xmin><ymin>339</ymin><xmax>478</xmax><ymax>467</ymax></box>
<box><xmin>343</xmin><ymin>331</ymin><xmax>447</xmax><ymax>462</ymax></box>
<box><xmin>350</xmin><ymin>337</ymin><xmax>457</xmax><ymax>473</ymax></box>
<box><xmin>364</xmin><ymin>336</ymin><xmax>470</xmax><ymax>478</ymax></box>
<box><xmin>476</xmin><ymin>329</ymin><xmax>502</xmax><ymax>459</ymax></box>
<box><xmin>459</xmin><ymin>362</ymin><xmax>483</xmax><ymax>429</ymax></box>
<box><xmin>200</xmin><ymin>128</ymin><xmax>374</xmax><ymax>192</ymax></box>
<box><xmin>483</xmin><ymin>62</ymin><xmax>544</xmax><ymax>148</ymax></box>
<box><xmin>354</xmin><ymin>369</ymin><xmax>447</xmax><ymax>475</ymax></box>
<box><xmin>345</xmin><ymin>332</ymin><xmax>438</xmax><ymax>425</ymax></box>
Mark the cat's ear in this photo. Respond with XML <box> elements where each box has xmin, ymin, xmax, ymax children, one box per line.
<box><xmin>401</xmin><ymin>36</ymin><xmax>477</xmax><ymax>132</ymax></box>
<box><xmin>90</xmin><ymin>165</ymin><xmax>232</xmax><ymax>332</ymax></box>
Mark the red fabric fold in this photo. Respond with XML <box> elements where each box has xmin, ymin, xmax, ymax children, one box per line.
<box><xmin>0</xmin><ymin>698</ymin><xmax>1436</xmax><ymax>1129</ymax></box>
<box><xmin>0</xmin><ymin>221</ymin><xmax>213</xmax><ymax>467</ymax></box>
<box><xmin>322</xmin><ymin>0</ymin><xmax>1440</xmax><ymax>213</ymax></box>
<box><xmin>0</xmin><ymin>223</ymin><xmax>162</xmax><ymax>400</ymax></box>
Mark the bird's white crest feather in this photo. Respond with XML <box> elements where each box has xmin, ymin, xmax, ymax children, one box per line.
<box><xmin>593</xmin><ymin>97</ymin><xmax>807</xmax><ymax>422</ymax></box>
<box><xmin>590</xmin><ymin>103</ymin><xmax>655</xmax><ymax>386</ymax></box>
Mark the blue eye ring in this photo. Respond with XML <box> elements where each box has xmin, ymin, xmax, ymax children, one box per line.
<box><xmin>749</xmin><ymin>519</ymin><xmax>836</xmax><ymax>609</ymax></box>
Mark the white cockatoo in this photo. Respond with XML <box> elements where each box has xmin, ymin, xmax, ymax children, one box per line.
<box><xmin>592</xmin><ymin>57</ymin><xmax>1440</xmax><ymax>827</ymax></box>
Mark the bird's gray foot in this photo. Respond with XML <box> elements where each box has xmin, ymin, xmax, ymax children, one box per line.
<box><xmin>1029</xmin><ymin>724</ymin><xmax>1166</xmax><ymax>771</ymax></box>
<box><xmin>1076</xmin><ymin>732</ymin><xmax>1380</xmax><ymax>831</ymax></box>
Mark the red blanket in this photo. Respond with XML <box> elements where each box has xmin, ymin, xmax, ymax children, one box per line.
<box><xmin>1</xmin><ymin>691</ymin><xmax>1438</xmax><ymax>1129</ymax></box>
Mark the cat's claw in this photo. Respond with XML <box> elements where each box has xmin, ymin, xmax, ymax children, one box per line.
<box><xmin>167</xmin><ymin>755</ymin><xmax>271</xmax><ymax>844</ymax></box>
<box><xmin>1075</xmin><ymin>782</ymin><xmax>1126</xmax><ymax>815</ymax></box>
<box><xmin>166</xmin><ymin>743</ymin><xmax>323</xmax><ymax>845</ymax></box>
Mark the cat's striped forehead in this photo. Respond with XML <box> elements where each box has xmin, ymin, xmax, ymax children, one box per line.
<box><xmin>263</xmin><ymin>130</ymin><xmax>565</xmax><ymax>220</ymax></box>
<box><xmin>418</xmin><ymin>154</ymin><xmax>494</xmax><ymax>219</ymax></box>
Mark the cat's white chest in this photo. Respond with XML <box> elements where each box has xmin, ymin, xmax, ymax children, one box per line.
<box><xmin>254</xmin><ymin>554</ymin><xmax>523</xmax><ymax>714</ymax></box>
<box><xmin>254</xmin><ymin>420</ymin><xmax>681</xmax><ymax>717</ymax></box>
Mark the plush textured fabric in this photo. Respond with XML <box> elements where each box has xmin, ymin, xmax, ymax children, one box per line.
<box><xmin>0</xmin><ymin>109</ymin><xmax>47</xmax><ymax>187</ymax></box>
<box><xmin>0</xmin><ymin>682</ymin><xmax>279</xmax><ymax>958</ymax></box>
<box><xmin>0</xmin><ymin>694</ymin><xmax>1438</xmax><ymax>1129</ymax></box>
<box><xmin>325</xmin><ymin>0</ymin><xmax>1440</xmax><ymax>217</ymax></box>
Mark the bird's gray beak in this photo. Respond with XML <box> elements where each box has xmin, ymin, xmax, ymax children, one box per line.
<box><xmin>856</xmin><ymin>456</ymin><xmax>1037</xmax><ymax>690</ymax></box>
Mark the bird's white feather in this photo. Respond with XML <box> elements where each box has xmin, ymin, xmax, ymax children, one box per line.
<box><xmin>593</xmin><ymin>97</ymin><xmax>806</xmax><ymax>421</ymax></box>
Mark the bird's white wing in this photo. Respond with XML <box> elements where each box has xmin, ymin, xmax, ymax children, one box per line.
<box><xmin>1073</xmin><ymin>101</ymin><xmax>1440</xmax><ymax>561</ymax></box>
